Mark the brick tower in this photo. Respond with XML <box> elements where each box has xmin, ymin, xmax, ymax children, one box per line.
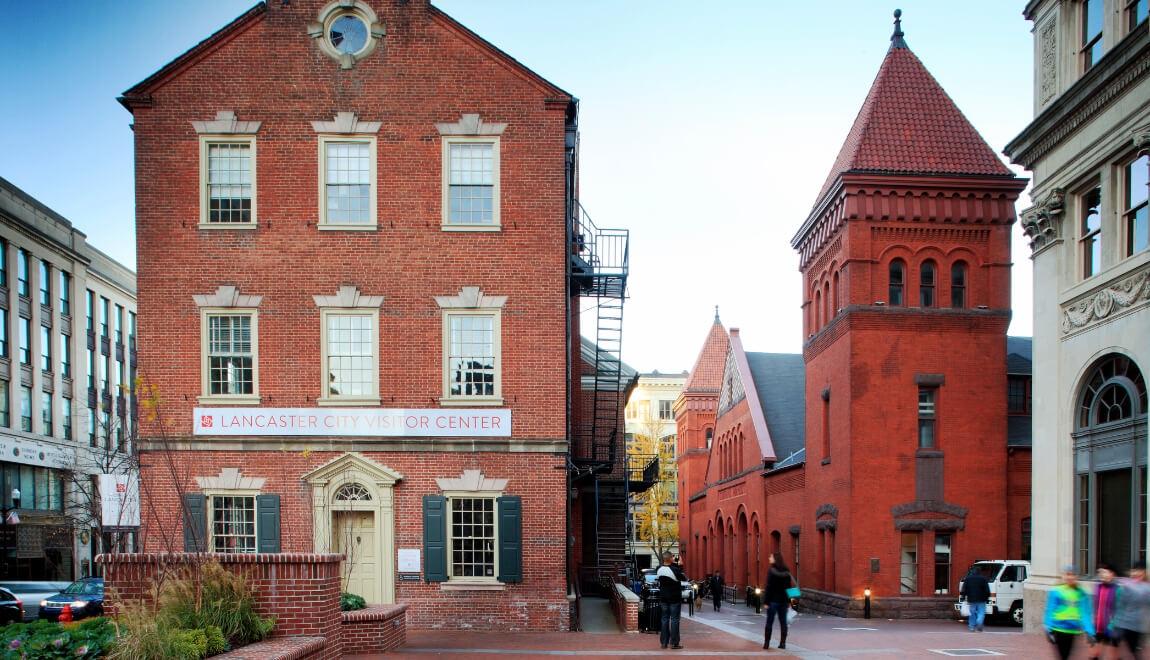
<box><xmin>673</xmin><ymin>309</ymin><xmax>728</xmax><ymax>579</ymax></box>
<box><xmin>790</xmin><ymin>11</ymin><xmax>1028</xmax><ymax>610</ymax></box>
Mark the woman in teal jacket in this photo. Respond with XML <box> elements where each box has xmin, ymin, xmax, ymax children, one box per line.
<box><xmin>1043</xmin><ymin>566</ymin><xmax>1096</xmax><ymax>660</ymax></box>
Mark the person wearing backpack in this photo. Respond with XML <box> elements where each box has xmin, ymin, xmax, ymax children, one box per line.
<box><xmin>763</xmin><ymin>553</ymin><xmax>795</xmax><ymax>650</ymax></box>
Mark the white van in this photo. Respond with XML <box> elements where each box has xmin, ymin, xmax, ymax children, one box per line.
<box><xmin>955</xmin><ymin>560</ymin><xmax>1030</xmax><ymax>625</ymax></box>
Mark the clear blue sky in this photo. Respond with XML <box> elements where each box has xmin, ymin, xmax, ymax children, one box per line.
<box><xmin>0</xmin><ymin>1</ymin><xmax>1035</xmax><ymax>372</ymax></box>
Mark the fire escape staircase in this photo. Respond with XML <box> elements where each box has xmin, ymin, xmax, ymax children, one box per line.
<box><xmin>569</xmin><ymin>202</ymin><xmax>658</xmax><ymax>591</ymax></box>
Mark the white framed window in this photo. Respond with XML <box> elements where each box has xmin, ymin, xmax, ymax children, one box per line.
<box><xmin>199</xmin><ymin>137</ymin><xmax>256</xmax><ymax>227</ymax></box>
<box><xmin>442</xmin><ymin>137</ymin><xmax>500</xmax><ymax>230</ymax></box>
<box><xmin>310</xmin><ymin>0</ymin><xmax>383</xmax><ymax>68</ymax></box>
<box><xmin>200</xmin><ymin>309</ymin><xmax>259</xmax><ymax>403</ymax></box>
<box><xmin>1124</xmin><ymin>153</ymin><xmax>1149</xmax><ymax>257</ymax></box>
<box><xmin>442</xmin><ymin>310</ymin><xmax>501</xmax><ymax>404</ymax></box>
<box><xmin>319</xmin><ymin>309</ymin><xmax>379</xmax><ymax>405</ymax></box>
<box><xmin>445</xmin><ymin>494</ymin><xmax>498</xmax><ymax>581</ymax></box>
<box><xmin>207</xmin><ymin>492</ymin><xmax>258</xmax><ymax>554</ymax></box>
<box><xmin>1080</xmin><ymin>185</ymin><xmax>1103</xmax><ymax>279</ymax></box>
<box><xmin>318</xmin><ymin>136</ymin><xmax>377</xmax><ymax>229</ymax></box>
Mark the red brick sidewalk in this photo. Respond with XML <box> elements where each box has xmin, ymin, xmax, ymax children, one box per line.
<box><xmin>347</xmin><ymin>616</ymin><xmax>771</xmax><ymax>658</ymax></box>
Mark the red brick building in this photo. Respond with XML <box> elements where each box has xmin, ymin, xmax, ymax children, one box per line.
<box><xmin>122</xmin><ymin>0</ymin><xmax>626</xmax><ymax>631</ymax></box>
<box><xmin>677</xmin><ymin>16</ymin><xmax>1033</xmax><ymax>618</ymax></box>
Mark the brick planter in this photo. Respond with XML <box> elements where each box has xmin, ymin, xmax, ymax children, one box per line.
<box><xmin>97</xmin><ymin>553</ymin><xmax>391</xmax><ymax>659</ymax></box>
<box><xmin>341</xmin><ymin>604</ymin><xmax>408</xmax><ymax>654</ymax></box>
<box><xmin>798</xmin><ymin>587</ymin><xmax>957</xmax><ymax>619</ymax></box>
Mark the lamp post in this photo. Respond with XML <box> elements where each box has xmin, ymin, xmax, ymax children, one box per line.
<box><xmin>863</xmin><ymin>587</ymin><xmax>872</xmax><ymax>619</ymax></box>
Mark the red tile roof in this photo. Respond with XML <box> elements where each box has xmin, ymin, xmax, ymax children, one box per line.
<box><xmin>683</xmin><ymin>317</ymin><xmax>729</xmax><ymax>393</ymax></box>
<box><xmin>813</xmin><ymin>44</ymin><xmax>1013</xmax><ymax>205</ymax></box>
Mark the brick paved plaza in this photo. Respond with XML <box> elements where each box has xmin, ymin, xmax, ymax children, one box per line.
<box><xmin>351</xmin><ymin>605</ymin><xmax>1056</xmax><ymax>659</ymax></box>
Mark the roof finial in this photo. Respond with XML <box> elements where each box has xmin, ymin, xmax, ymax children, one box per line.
<box><xmin>890</xmin><ymin>8</ymin><xmax>908</xmax><ymax>50</ymax></box>
<box><xmin>714</xmin><ymin>305</ymin><xmax>721</xmax><ymax>324</ymax></box>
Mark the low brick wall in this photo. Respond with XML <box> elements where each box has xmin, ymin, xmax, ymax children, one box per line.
<box><xmin>97</xmin><ymin>553</ymin><xmax>348</xmax><ymax>659</ymax></box>
<box><xmin>798</xmin><ymin>588</ymin><xmax>956</xmax><ymax>619</ymax></box>
<box><xmin>609</xmin><ymin>583</ymin><xmax>640</xmax><ymax>632</ymax></box>
<box><xmin>341</xmin><ymin>604</ymin><xmax>408</xmax><ymax>654</ymax></box>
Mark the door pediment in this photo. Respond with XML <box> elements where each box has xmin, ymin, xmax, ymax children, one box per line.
<box><xmin>303</xmin><ymin>452</ymin><xmax>404</xmax><ymax>487</ymax></box>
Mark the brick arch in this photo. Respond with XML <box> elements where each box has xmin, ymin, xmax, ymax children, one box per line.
<box><xmin>736</xmin><ymin>509</ymin><xmax>750</xmax><ymax>589</ymax></box>
<box><xmin>750</xmin><ymin>515</ymin><xmax>762</xmax><ymax>586</ymax></box>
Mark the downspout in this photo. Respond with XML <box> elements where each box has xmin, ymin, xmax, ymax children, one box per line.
<box><xmin>564</xmin><ymin>98</ymin><xmax>579</xmax><ymax>603</ymax></box>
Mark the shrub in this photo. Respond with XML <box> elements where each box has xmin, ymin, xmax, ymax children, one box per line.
<box><xmin>340</xmin><ymin>592</ymin><xmax>367</xmax><ymax>612</ymax></box>
<box><xmin>110</xmin><ymin>559</ymin><xmax>275</xmax><ymax>658</ymax></box>
<box><xmin>158</xmin><ymin>560</ymin><xmax>274</xmax><ymax>647</ymax></box>
<box><xmin>0</xmin><ymin>617</ymin><xmax>114</xmax><ymax>659</ymax></box>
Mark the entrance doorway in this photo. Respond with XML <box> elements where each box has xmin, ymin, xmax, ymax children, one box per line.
<box><xmin>334</xmin><ymin>511</ymin><xmax>378</xmax><ymax>603</ymax></box>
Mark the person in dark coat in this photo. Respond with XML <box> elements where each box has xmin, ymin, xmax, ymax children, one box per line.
<box><xmin>763</xmin><ymin>553</ymin><xmax>794</xmax><ymax>650</ymax></box>
<box><xmin>656</xmin><ymin>551</ymin><xmax>684</xmax><ymax>650</ymax></box>
<box><xmin>960</xmin><ymin>566</ymin><xmax>991</xmax><ymax>632</ymax></box>
<box><xmin>710</xmin><ymin>571</ymin><xmax>724</xmax><ymax>611</ymax></box>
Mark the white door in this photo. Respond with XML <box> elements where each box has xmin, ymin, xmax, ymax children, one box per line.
<box><xmin>334</xmin><ymin>511</ymin><xmax>378</xmax><ymax>603</ymax></box>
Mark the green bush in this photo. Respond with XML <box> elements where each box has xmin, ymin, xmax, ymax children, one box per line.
<box><xmin>110</xmin><ymin>559</ymin><xmax>275</xmax><ymax>659</ymax></box>
<box><xmin>202</xmin><ymin>625</ymin><xmax>226</xmax><ymax>656</ymax></box>
<box><xmin>159</xmin><ymin>561</ymin><xmax>274</xmax><ymax>647</ymax></box>
<box><xmin>0</xmin><ymin>617</ymin><xmax>114</xmax><ymax>659</ymax></box>
<box><xmin>340</xmin><ymin>592</ymin><xmax>367</xmax><ymax>612</ymax></box>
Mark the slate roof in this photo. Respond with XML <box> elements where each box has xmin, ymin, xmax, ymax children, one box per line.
<box><xmin>1007</xmin><ymin>336</ymin><xmax>1033</xmax><ymax>376</ymax></box>
<box><xmin>813</xmin><ymin>35</ymin><xmax>1013</xmax><ymax>205</ymax></box>
<box><xmin>580</xmin><ymin>336</ymin><xmax>638</xmax><ymax>384</ymax></box>
<box><xmin>683</xmin><ymin>317</ymin><xmax>729</xmax><ymax>394</ymax></box>
<box><xmin>744</xmin><ymin>353</ymin><xmax>806</xmax><ymax>467</ymax></box>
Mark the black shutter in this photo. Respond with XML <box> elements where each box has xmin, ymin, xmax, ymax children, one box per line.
<box><xmin>423</xmin><ymin>495</ymin><xmax>447</xmax><ymax>582</ymax></box>
<box><xmin>183</xmin><ymin>493</ymin><xmax>206</xmax><ymax>552</ymax></box>
<box><xmin>497</xmin><ymin>495</ymin><xmax>522</xmax><ymax>583</ymax></box>
<box><xmin>256</xmin><ymin>494</ymin><xmax>281</xmax><ymax>553</ymax></box>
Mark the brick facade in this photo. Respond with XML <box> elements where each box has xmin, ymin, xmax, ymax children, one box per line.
<box><xmin>124</xmin><ymin>0</ymin><xmax>589</xmax><ymax>631</ymax></box>
<box><xmin>676</xmin><ymin>28</ymin><xmax>1032</xmax><ymax>617</ymax></box>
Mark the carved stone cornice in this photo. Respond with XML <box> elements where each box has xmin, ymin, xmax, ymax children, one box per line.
<box><xmin>1021</xmin><ymin>187</ymin><xmax>1065</xmax><ymax>252</ymax></box>
<box><xmin>1135</xmin><ymin>124</ymin><xmax>1150</xmax><ymax>157</ymax></box>
<box><xmin>1061</xmin><ymin>265</ymin><xmax>1150</xmax><ymax>335</ymax></box>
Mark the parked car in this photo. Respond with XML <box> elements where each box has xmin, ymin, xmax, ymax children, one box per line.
<box><xmin>38</xmin><ymin>577</ymin><xmax>104</xmax><ymax>622</ymax></box>
<box><xmin>0</xmin><ymin>587</ymin><xmax>23</xmax><ymax>624</ymax></box>
<box><xmin>0</xmin><ymin>582</ymin><xmax>70</xmax><ymax>621</ymax></box>
<box><xmin>955</xmin><ymin>560</ymin><xmax>1030</xmax><ymax>625</ymax></box>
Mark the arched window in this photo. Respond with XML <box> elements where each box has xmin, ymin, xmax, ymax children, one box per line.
<box><xmin>334</xmin><ymin>482</ymin><xmax>372</xmax><ymax>501</ymax></box>
<box><xmin>705</xmin><ymin>427</ymin><xmax>714</xmax><ymax>449</ymax></box>
<box><xmin>951</xmin><ymin>262</ymin><xmax>967</xmax><ymax>308</ymax></box>
<box><xmin>889</xmin><ymin>260</ymin><xmax>905</xmax><ymax>306</ymax></box>
<box><xmin>1074</xmin><ymin>354</ymin><xmax>1147</xmax><ymax>573</ymax></box>
<box><xmin>832</xmin><ymin>271</ymin><xmax>840</xmax><ymax>316</ymax></box>
<box><xmin>920</xmin><ymin>260</ymin><xmax>936</xmax><ymax>307</ymax></box>
<box><xmin>814</xmin><ymin>289</ymin><xmax>822</xmax><ymax>330</ymax></box>
<box><xmin>823</xmin><ymin>282</ymin><xmax>831</xmax><ymax>324</ymax></box>
<box><xmin>770</xmin><ymin>530</ymin><xmax>782</xmax><ymax>557</ymax></box>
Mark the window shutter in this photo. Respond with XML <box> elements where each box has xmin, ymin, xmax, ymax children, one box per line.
<box><xmin>423</xmin><ymin>495</ymin><xmax>447</xmax><ymax>582</ymax></box>
<box><xmin>183</xmin><ymin>493</ymin><xmax>206</xmax><ymax>552</ymax></box>
<box><xmin>256</xmin><ymin>494</ymin><xmax>281</xmax><ymax>553</ymax></box>
<box><xmin>497</xmin><ymin>495</ymin><xmax>523</xmax><ymax>583</ymax></box>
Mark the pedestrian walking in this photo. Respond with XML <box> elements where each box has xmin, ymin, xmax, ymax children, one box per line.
<box><xmin>1111</xmin><ymin>560</ymin><xmax>1150</xmax><ymax>658</ymax></box>
<box><xmin>711</xmin><ymin>571</ymin><xmax>724</xmax><ymax>612</ymax></box>
<box><xmin>762</xmin><ymin>553</ymin><xmax>794</xmax><ymax>650</ymax></box>
<box><xmin>1092</xmin><ymin>562</ymin><xmax>1121</xmax><ymax>658</ymax></box>
<box><xmin>960</xmin><ymin>566</ymin><xmax>991</xmax><ymax>632</ymax></box>
<box><xmin>1043</xmin><ymin>566</ymin><xmax>1096</xmax><ymax>660</ymax></box>
<box><xmin>656</xmin><ymin>551</ymin><xmax>684</xmax><ymax>650</ymax></box>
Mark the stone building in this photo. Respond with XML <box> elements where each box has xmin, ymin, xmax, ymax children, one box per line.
<box><xmin>0</xmin><ymin>176</ymin><xmax>137</xmax><ymax>582</ymax></box>
<box><xmin>121</xmin><ymin>0</ymin><xmax>627</xmax><ymax>631</ymax></box>
<box><xmin>1004</xmin><ymin>0</ymin><xmax>1148</xmax><ymax>627</ymax></box>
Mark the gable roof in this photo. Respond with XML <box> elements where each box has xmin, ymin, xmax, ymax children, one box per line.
<box><xmin>744</xmin><ymin>352</ymin><xmax>806</xmax><ymax>467</ymax></box>
<box><xmin>683</xmin><ymin>313</ymin><xmax>729</xmax><ymax>394</ymax></box>
<box><xmin>1006</xmin><ymin>336</ymin><xmax>1033</xmax><ymax>376</ymax></box>
<box><xmin>811</xmin><ymin>34</ymin><xmax>1013</xmax><ymax>207</ymax></box>
<box><xmin>120</xmin><ymin>1</ymin><xmax>571</xmax><ymax>109</ymax></box>
<box><xmin>714</xmin><ymin>331</ymin><xmax>778</xmax><ymax>463</ymax></box>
